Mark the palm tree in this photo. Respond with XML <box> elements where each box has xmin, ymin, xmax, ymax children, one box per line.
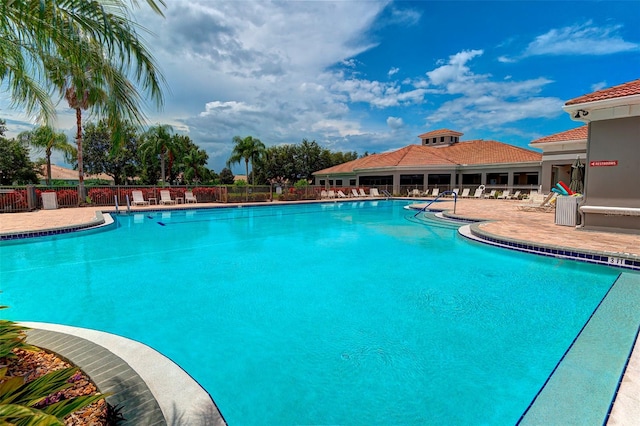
<box><xmin>140</xmin><ymin>125</ymin><xmax>177</xmax><ymax>186</ymax></box>
<box><xmin>227</xmin><ymin>136</ymin><xmax>266</xmax><ymax>185</ymax></box>
<box><xmin>17</xmin><ymin>126</ymin><xmax>75</xmax><ymax>186</ymax></box>
<box><xmin>0</xmin><ymin>0</ymin><xmax>166</xmax><ymax>125</ymax></box>
<box><xmin>182</xmin><ymin>148</ymin><xmax>209</xmax><ymax>184</ymax></box>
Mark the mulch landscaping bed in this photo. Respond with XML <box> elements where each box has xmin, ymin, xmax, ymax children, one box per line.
<box><xmin>3</xmin><ymin>348</ymin><xmax>108</xmax><ymax>425</ymax></box>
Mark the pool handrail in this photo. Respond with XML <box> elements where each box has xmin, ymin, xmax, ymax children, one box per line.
<box><xmin>413</xmin><ymin>190</ymin><xmax>457</xmax><ymax>217</ymax></box>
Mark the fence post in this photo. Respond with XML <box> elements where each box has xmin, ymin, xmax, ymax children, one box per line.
<box><xmin>26</xmin><ymin>185</ymin><xmax>37</xmax><ymax>211</ymax></box>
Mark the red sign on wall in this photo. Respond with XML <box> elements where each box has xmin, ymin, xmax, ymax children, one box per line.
<box><xmin>589</xmin><ymin>160</ymin><xmax>618</xmax><ymax>167</ymax></box>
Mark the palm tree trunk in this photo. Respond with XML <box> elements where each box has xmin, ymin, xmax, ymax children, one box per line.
<box><xmin>160</xmin><ymin>152</ymin><xmax>166</xmax><ymax>187</ymax></box>
<box><xmin>75</xmin><ymin>107</ymin><xmax>85</xmax><ymax>204</ymax></box>
<box><xmin>46</xmin><ymin>148</ymin><xmax>52</xmax><ymax>186</ymax></box>
<box><xmin>245</xmin><ymin>159</ymin><xmax>249</xmax><ymax>201</ymax></box>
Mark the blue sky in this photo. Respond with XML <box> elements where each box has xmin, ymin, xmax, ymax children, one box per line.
<box><xmin>2</xmin><ymin>1</ymin><xmax>639</xmax><ymax>174</ymax></box>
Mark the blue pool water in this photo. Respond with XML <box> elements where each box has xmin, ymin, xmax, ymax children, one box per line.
<box><xmin>0</xmin><ymin>200</ymin><xmax>621</xmax><ymax>424</ymax></box>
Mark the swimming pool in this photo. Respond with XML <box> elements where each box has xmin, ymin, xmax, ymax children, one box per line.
<box><xmin>0</xmin><ymin>200</ymin><xmax>624</xmax><ymax>424</ymax></box>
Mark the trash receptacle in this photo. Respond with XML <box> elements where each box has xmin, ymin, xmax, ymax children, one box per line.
<box><xmin>555</xmin><ymin>196</ymin><xmax>581</xmax><ymax>226</ymax></box>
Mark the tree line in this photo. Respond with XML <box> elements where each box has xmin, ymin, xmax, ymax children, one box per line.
<box><xmin>0</xmin><ymin>119</ymin><xmax>362</xmax><ymax>187</ymax></box>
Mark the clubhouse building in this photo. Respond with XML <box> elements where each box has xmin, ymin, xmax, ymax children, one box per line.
<box><xmin>313</xmin><ymin>78</ymin><xmax>640</xmax><ymax>233</ymax></box>
<box><xmin>313</xmin><ymin>129</ymin><xmax>543</xmax><ymax>195</ymax></box>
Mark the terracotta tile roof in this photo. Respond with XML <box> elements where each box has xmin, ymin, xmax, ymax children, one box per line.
<box><xmin>565</xmin><ymin>79</ymin><xmax>640</xmax><ymax>105</ymax></box>
<box><xmin>530</xmin><ymin>126</ymin><xmax>588</xmax><ymax>144</ymax></box>
<box><xmin>314</xmin><ymin>140</ymin><xmax>541</xmax><ymax>174</ymax></box>
<box><xmin>38</xmin><ymin>164</ymin><xmax>114</xmax><ymax>182</ymax></box>
<box><xmin>417</xmin><ymin>129</ymin><xmax>463</xmax><ymax>138</ymax></box>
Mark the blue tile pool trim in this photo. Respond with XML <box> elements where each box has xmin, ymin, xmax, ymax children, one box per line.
<box><xmin>459</xmin><ymin>224</ymin><xmax>640</xmax><ymax>272</ymax></box>
<box><xmin>0</xmin><ymin>211</ymin><xmax>114</xmax><ymax>242</ymax></box>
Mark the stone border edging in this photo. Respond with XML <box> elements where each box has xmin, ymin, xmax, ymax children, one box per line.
<box><xmin>21</xmin><ymin>322</ymin><xmax>226</xmax><ymax>426</ymax></box>
<box><xmin>458</xmin><ymin>224</ymin><xmax>640</xmax><ymax>271</ymax></box>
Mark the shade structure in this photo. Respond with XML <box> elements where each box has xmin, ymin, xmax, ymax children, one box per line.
<box><xmin>569</xmin><ymin>157</ymin><xmax>584</xmax><ymax>194</ymax></box>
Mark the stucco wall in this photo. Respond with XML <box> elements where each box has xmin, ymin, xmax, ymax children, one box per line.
<box><xmin>582</xmin><ymin>116</ymin><xmax>640</xmax><ymax>232</ymax></box>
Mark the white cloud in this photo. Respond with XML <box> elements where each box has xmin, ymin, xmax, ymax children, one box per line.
<box><xmin>497</xmin><ymin>55</ymin><xmax>516</xmax><ymax>63</ymax></box>
<box><xmin>523</xmin><ymin>21</ymin><xmax>639</xmax><ymax>57</ymax></box>
<box><xmin>386</xmin><ymin>116</ymin><xmax>404</xmax><ymax>130</ymax></box>
<box><xmin>424</xmin><ymin>50</ymin><xmax>564</xmax><ymax>129</ymax></box>
<box><xmin>134</xmin><ymin>0</ymin><xmax>392</xmax><ymax>169</ymax></box>
<box><xmin>330</xmin><ymin>79</ymin><xmax>426</xmax><ymax>108</ymax></box>
<box><xmin>388</xmin><ymin>67</ymin><xmax>400</xmax><ymax>77</ymax></box>
<box><xmin>426</xmin><ymin>50</ymin><xmax>484</xmax><ymax>86</ymax></box>
<box><xmin>590</xmin><ymin>81</ymin><xmax>608</xmax><ymax>92</ymax></box>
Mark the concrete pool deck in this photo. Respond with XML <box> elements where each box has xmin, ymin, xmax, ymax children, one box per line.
<box><xmin>1</xmin><ymin>197</ymin><xmax>638</xmax><ymax>424</ymax></box>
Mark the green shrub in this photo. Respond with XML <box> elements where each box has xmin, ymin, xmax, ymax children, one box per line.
<box><xmin>0</xmin><ymin>308</ymin><xmax>107</xmax><ymax>425</ymax></box>
<box><xmin>0</xmin><ymin>367</ymin><xmax>105</xmax><ymax>425</ymax></box>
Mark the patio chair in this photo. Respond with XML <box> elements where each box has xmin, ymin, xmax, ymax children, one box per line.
<box><xmin>328</xmin><ymin>190</ymin><xmax>336</xmax><ymax>199</ymax></box>
<box><xmin>429</xmin><ymin>188</ymin><xmax>439</xmax><ymax>198</ymax></box>
<box><xmin>517</xmin><ymin>193</ymin><xmax>557</xmax><ymax>212</ymax></box>
<box><xmin>370</xmin><ymin>188</ymin><xmax>381</xmax><ymax>197</ymax></box>
<box><xmin>449</xmin><ymin>188</ymin><xmax>459</xmax><ymax>197</ymax></box>
<box><xmin>498</xmin><ymin>190</ymin><xmax>510</xmax><ymax>199</ymax></box>
<box><xmin>473</xmin><ymin>187</ymin><xmax>484</xmax><ymax>198</ymax></box>
<box><xmin>410</xmin><ymin>189</ymin><xmax>421</xmax><ymax>197</ymax></box>
<box><xmin>185</xmin><ymin>191</ymin><xmax>197</xmax><ymax>203</ymax></box>
<box><xmin>487</xmin><ymin>190</ymin><xmax>496</xmax><ymax>199</ymax></box>
<box><xmin>321</xmin><ymin>190</ymin><xmax>328</xmax><ymax>199</ymax></box>
<box><xmin>359</xmin><ymin>188</ymin><xmax>368</xmax><ymax>197</ymax></box>
<box><xmin>159</xmin><ymin>190</ymin><xmax>176</xmax><ymax>205</ymax></box>
<box><xmin>351</xmin><ymin>188</ymin><xmax>360</xmax><ymax>197</ymax></box>
<box><xmin>509</xmin><ymin>190</ymin><xmax>521</xmax><ymax>199</ymax></box>
<box><xmin>337</xmin><ymin>190</ymin><xmax>347</xmax><ymax>198</ymax></box>
<box><xmin>131</xmin><ymin>190</ymin><xmax>149</xmax><ymax>206</ymax></box>
<box><xmin>460</xmin><ymin>188</ymin><xmax>471</xmax><ymax>198</ymax></box>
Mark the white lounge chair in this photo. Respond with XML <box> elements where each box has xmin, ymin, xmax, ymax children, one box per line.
<box><xmin>321</xmin><ymin>190</ymin><xmax>328</xmax><ymax>199</ymax></box>
<box><xmin>498</xmin><ymin>190</ymin><xmax>510</xmax><ymax>199</ymax></box>
<box><xmin>370</xmin><ymin>188</ymin><xmax>381</xmax><ymax>197</ymax></box>
<box><xmin>351</xmin><ymin>188</ymin><xmax>360</xmax><ymax>197</ymax></box>
<box><xmin>131</xmin><ymin>190</ymin><xmax>149</xmax><ymax>206</ymax></box>
<box><xmin>409</xmin><ymin>189</ymin><xmax>421</xmax><ymax>197</ymax></box>
<box><xmin>185</xmin><ymin>190</ymin><xmax>197</xmax><ymax>203</ymax></box>
<box><xmin>487</xmin><ymin>190</ymin><xmax>496</xmax><ymax>199</ymax></box>
<box><xmin>159</xmin><ymin>190</ymin><xmax>176</xmax><ymax>205</ymax></box>
<box><xmin>328</xmin><ymin>190</ymin><xmax>336</xmax><ymax>199</ymax></box>
<box><xmin>449</xmin><ymin>188</ymin><xmax>460</xmax><ymax>197</ymax></box>
<box><xmin>517</xmin><ymin>193</ymin><xmax>557</xmax><ymax>212</ymax></box>
<box><xmin>473</xmin><ymin>187</ymin><xmax>484</xmax><ymax>198</ymax></box>
<box><xmin>460</xmin><ymin>188</ymin><xmax>470</xmax><ymax>198</ymax></box>
<box><xmin>337</xmin><ymin>190</ymin><xmax>347</xmax><ymax>198</ymax></box>
<box><xmin>509</xmin><ymin>190</ymin><xmax>521</xmax><ymax>199</ymax></box>
<box><xmin>359</xmin><ymin>188</ymin><xmax>368</xmax><ymax>197</ymax></box>
<box><xmin>430</xmin><ymin>188</ymin><xmax>439</xmax><ymax>197</ymax></box>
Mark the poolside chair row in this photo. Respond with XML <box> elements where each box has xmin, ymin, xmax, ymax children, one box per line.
<box><xmin>321</xmin><ymin>188</ymin><xmax>383</xmax><ymax>199</ymax></box>
<box><xmin>443</xmin><ymin>188</ymin><xmax>525</xmax><ymax>199</ymax></box>
<box><xmin>407</xmin><ymin>188</ymin><xmax>441</xmax><ymax>198</ymax></box>
<box><xmin>131</xmin><ymin>190</ymin><xmax>197</xmax><ymax>206</ymax></box>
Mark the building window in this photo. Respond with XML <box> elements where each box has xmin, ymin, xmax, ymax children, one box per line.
<box><xmin>319</xmin><ymin>180</ymin><xmax>325</xmax><ymax>186</ymax></box>
<box><xmin>349</xmin><ymin>179</ymin><xmax>356</xmax><ymax>186</ymax></box>
<box><xmin>440</xmin><ymin>136</ymin><xmax>445</xmax><ymax>142</ymax></box>
<box><xmin>487</xmin><ymin>173</ymin><xmax>508</xmax><ymax>185</ymax></box>
<box><xmin>336</xmin><ymin>179</ymin><xmax>343</xmax><ymax>186</ymax></box>
<box><xmin>432</xmin><ymin>138</ymin><xmax>437</xmax><ymax>144</ymax></box>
